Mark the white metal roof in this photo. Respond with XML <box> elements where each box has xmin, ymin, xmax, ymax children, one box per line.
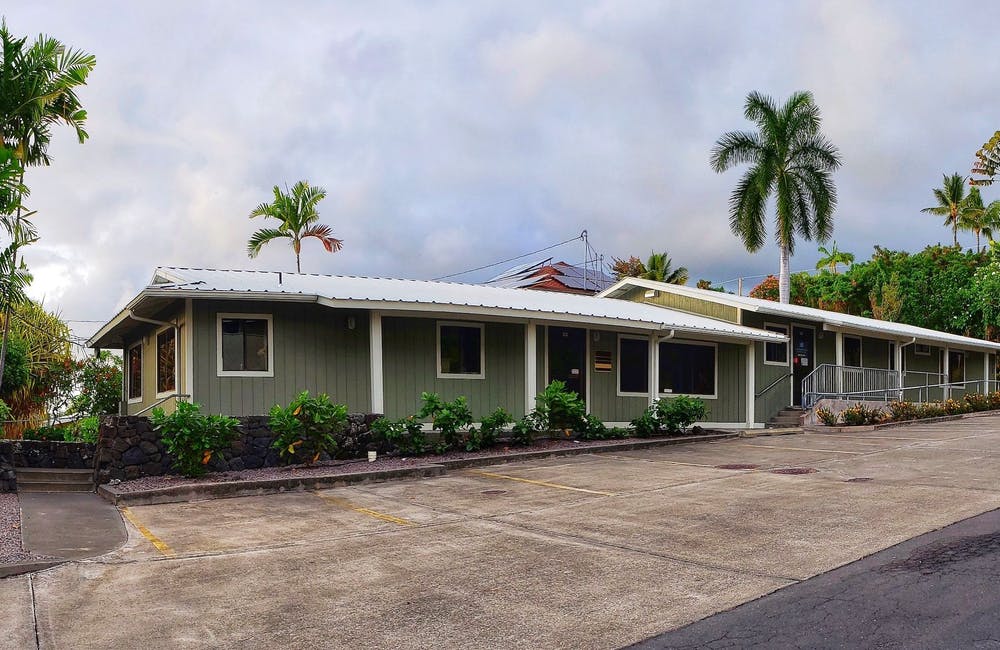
<box><xmin>599</xmin><ymin>277</ymin><xmax>1000</xmax><ymax>352</ymax></box>
<box><xmin>88</xmin><ymin>267</ymin><xmax>787</xmax><ymax>348</ymax></box>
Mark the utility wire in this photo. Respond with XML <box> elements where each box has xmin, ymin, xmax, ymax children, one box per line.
<box><xmin>431</xmin><ymin>233</ymin><xmax>585</xmax><ymax>281</ymax></box>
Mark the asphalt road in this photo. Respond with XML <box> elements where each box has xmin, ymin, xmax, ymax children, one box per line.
<box><xmin>631</xmin><ymin>507</ymin><xmax>1000</xmax><ymax>650</ymax></box>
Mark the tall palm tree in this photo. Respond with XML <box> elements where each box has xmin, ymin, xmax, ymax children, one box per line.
<box><xmin>958</xmin><ymin>186</ymin><xmax>1000</xmax><ymax>252</ymax></box>
<box><xmin>815</xmin><ymin>241</ymin><xmax>854</xmax><ymax>274</ymax></box>
<box><xmin>0</xmin><ymin>22</ymin><xmax>94</xmax><ymax>385</ymax></box>
<box><xmin>921</xmin><ymin>173</ymin><xmax>967</xmax><ymax>247</ymax></box>
<box><xmin>247</xmin><ymin>180</ymin><xmax>343</xmax><ymax>273</ymax></box>
<box><xmin>711</xmin><ymin>91</ymin><xmax>842</xmax><ymax>304</ymax></box>
<box><xmin>640</xmin><ymin>251</ymin><xmax>688</xmax><ymax>284</ymax></box>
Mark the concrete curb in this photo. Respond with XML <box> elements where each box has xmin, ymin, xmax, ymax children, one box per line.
<box><xmin>98</xmin><ymin>432</ymin><xmax>737</xmax><ymax>506</ymax></box>
<box><xmin>0</xmin><ymin>559</ymin><xmax>64</xmax><ymax>579</ymax></box>
<box><xmin>739</xmin><ymin>428</ymin><xmax>802</xmax><ymax>438</ymax></box>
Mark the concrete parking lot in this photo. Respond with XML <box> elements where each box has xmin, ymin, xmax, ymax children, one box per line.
<box><xmin>5</xmin><ymin>416</ymin><xmax>1000</xmax><ymax>649</ymax></box>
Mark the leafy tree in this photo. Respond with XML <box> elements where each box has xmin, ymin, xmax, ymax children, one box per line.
<box><xmin>609</xmin><ymin>255</ymin><xmax>646</xmax><ymax>280</ymax></box>
<box><xmin>815</xmin><ymin>241</ymin><xmax>854</xmax><ymax>274</ymax></box>
<box><xmin>921</xmin><ymin>173</ymin><xmax>969</xmax><ymax>247</ymax></box>
<box><xmin>711</xmin><ymin>91</ymin><xmax>842</xmax><ymax>304</ymax></box>
<box><xmin>71</xmin><ymin>350</ymin><xmax>122</xmax><ymax>417</ymax></box>
<box><xmin>971</xmin><ymin>130</ymin><xmax>1000</xmax><ymax>187</ymax></box>
<box><xmin>247</xmin><ymin>180</ymin><xmax>343</xmax><ymax>273</ymax></box>
<box><xmin>0</xmin><ymin>21</ymin><xmax>95</xmax><ymax>384</ymax></box>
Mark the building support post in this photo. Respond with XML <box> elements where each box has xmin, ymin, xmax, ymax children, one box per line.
<box><xmin>835</xmin><ymin>331</ymin><xmax>844</xmax><ymax>397</ymax></box>
<box><xmin>525</xmin><ymin>322</ymin><xmax>537</xmax><ymax>417</ymax></box>
<box><xmin>985</xmin><ymin>352</ymin><xmax>991</xmax><ymax>394</ymax></box>
<box><xmin>895</xmin><ymin>341</ymin><xmax>904</xmax><ymax>401</ymax></box>
<box><xmin>370</xmin><ymin>311</ymin><xmax>384</xmax><ymax>414</ymax></box>
<box><xmin>943</xmin><ymin>347</ymin><xmax>950</xmax><ymax>401</ymax></box>
<box><xmin>746</xmin><ymin>341</ymin><xmax>756</xmax><ymax>428</ymax></box>
<box><xmin>647</xmin><ymin>333</ymin><xmax>657</xmax><ymax>407</ymax></box>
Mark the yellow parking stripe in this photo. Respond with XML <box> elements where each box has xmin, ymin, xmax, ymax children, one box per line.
<box><xmin>467</xmin><ymin>470</ymin><xmax>616</xmax><ymax>496</ymax></box>
<box><xmin>121</xmin><ymin>508</ymin><xmax>176</xmax><ymax>557</ymax></box>
<box><xmin>314</xmin><ymin>493</ymin><xmax>414</xmax><ymax>526</ymax></box>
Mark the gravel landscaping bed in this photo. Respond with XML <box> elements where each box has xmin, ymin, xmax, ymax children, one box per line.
<box><xmin>0</xmin><ymin>493</ymin><xmax>57</xmax><ymax>566</ymax></box>
<box><xmin>113</xmin><ymin>434</ymin><xmax>710</xmax><ymax>494</ymax></box>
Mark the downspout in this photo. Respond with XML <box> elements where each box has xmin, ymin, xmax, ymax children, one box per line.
<box><xmin>897</xmin><ymin>338</ymin><xmax>915</xmax><ymax>401</ymax></box>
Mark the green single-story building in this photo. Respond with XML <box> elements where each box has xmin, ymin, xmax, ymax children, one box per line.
<box><xmin>88</xmin><ymin>267</ymin><xmax>1000</xmax><ymax>429</ymax></box>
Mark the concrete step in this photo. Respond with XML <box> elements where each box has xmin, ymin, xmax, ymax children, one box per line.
<box><xmin>16</xmin><ymin>468</ymin><xmax>94</xmax><ymax>493</ymax></box>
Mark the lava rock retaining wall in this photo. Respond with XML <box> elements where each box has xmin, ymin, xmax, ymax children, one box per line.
<box><xmin>95</xmin><ymin>414</ymin><xmax>381</xmax><ymax>484</ymax></box>
<box><xmin>0</xmin><ymin>439</ymin><xmax>99</xmax><ymax>493</ymax></box>
<box><xmin>0</xmin><ymin>443</ymin><xmax>13</xmax><ymax>493</ymax></box>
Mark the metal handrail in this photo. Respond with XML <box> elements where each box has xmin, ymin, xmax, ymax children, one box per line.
<box><xmin>803</xmin><ymin>374</ymin><xmax>1000</xmax><ymax>407</ymax></box>
<box><xmin>755</xmin><ymin>373</ymin><xmax>792</xmax><ymax>399</ymax></box>
<box><xmin>132</xmin><ymin>393</ymin><xmax>190</xmax><ymax>416</ymax></box>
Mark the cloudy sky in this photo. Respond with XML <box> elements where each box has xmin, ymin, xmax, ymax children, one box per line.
<box><xmin>5</xmin><ymin>1</ymin><xmax>999</xmax><ymax>342</ymax></box>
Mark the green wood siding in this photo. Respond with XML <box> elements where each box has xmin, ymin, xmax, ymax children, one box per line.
<box><xmin>743</xmin><ymin>313</ymin><xmax>794</xmax><ymax>422</ymax></box>
<box><xmin>382</xmin><ymin>318</ymin><xmax>525</xmax><ymax>420</ymax></box>
<box><xmin>862</xmin><ymin>337</ymin><xmax>890</xmax><ymax>369</ymax></box>
<box><xmin>192</xmin><ymin>300</ymin><xmax>370</xmax><ymax>416</ymax></box>
<box><xmin>588</xmin><ymin>330</ymin><xmax>648</xmax><ymax>423</ymax></box>
<box><xmin>619</xmin><ymin>286</ymin><xmax>740</xmax><ymax>322</ymax></box>
<box><xmin>124</xmin><ymin>305</ymin><xmax>188</xmax><ymax>416</ymax></box>
<box><xmin>686</xmin><ymin>341</ymin><xmax>746</xmax><ymax>423</ymax></box>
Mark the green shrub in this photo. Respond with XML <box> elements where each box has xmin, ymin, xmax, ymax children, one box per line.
<box><xmin>23</xmin><ymin>425</ymin><xmax>62</xmax><ymax>441</ymax></box>
<box><xmin>371</xmin><ymin>416</ymin><xmax>428</xmax><ymax>456</ymax></box>
<box><xmin>606</xmin><ymin>426</ymin><xmax>629</xmax><ymax>440</ymax></box>
<box><xmin>989</xmin><ymin>391</ymin><xmax>1000</xmax><ymax>410</ymax></box>
<box><xmin>632</xmin><ymin>395</ymin><xmax>708</xmax><ymax>437</ymax></box>
<box><xmin>577</xmin><ymin>413</ymin><xmax>609</xmax><ymax>440</ymax></box>
<box><xmin>964</xmin><ymin>393</ymin><xmax>991</xmax><ymax>412</ymax></box>
<box><xmin>919</xmin><ymin>401</ymin><xmax>947</xmax><ymax>418</ymax></box>
<box><xmin>151</xmin><ymin>401</ymin><xmax>239</xmax><ymax>477</ymax></box>
<box><xmin>840</xmin><ymin>403</ymin><xmax>882</xmax><ymax>426</ymax></box>
<box><xmin>942</xmin><ymin>398</ymin><xmax>970</xmax><ymax>415</ymax></box>
<box><xmin>418</xmin><ymin>393</ymin><xmax>474</xmax><ymax>453</ymax></box>
<box><xmin>815</xmin><ymin>408</ymin><xmax>839</xmax><ymax>426</ymax></box>
<box><xmin>887</xmin><ymin>401</ymin><xmax>919</xmax><ymax>422</ymax></box>
<box><xmin>510</xmin><ymin>414</ymin><xmax>541</xmax><ymax>446</ymax></box>
<box><xmin>268</xmin><ymin>391</ymin><xmax>348</xmax><ymax>465</ymax></box>
<box><xmin>534</xmin><ymin>380</ymin><xmax>587</xmax><ymax>431</ymax></box>
<box><xmin>466</xmin><ymin>407</ymin><xmax>513</xmax><ymax>451</ymax></box>
<box><xmin>68</xmin><ymin>416</ymin><xmax>99</xmax><ymax>443</ymax></box>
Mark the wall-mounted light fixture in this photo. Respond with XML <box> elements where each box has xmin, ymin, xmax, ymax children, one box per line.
<box><xmin>347</xmin><ymin>316</ymin><xmax>356</xmax><ymax>330</ymax></box>
<box><xmin>644</xmin><ymin>289</ymin><xmax>658</xmax><ymax>298</ymax></box>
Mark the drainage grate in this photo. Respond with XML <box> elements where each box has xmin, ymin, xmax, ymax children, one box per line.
<box><xmin>481</xmin><ymin>489</ymin><xmax>508</xmax><ymax>496</ymax></box>
<box><xmin>769</xmin><ymin>467</ymin><xmax>818</xmax><ymax>475</ymax></box>
<box><xmin>846</xmin><ymin>477</ymin><xmax>874</xmax><ymax>483</ymax></box>
<box><xmin>715</xmin><ymin>464</ymin><xmax>760</xmax><ymax>470</ymax></box>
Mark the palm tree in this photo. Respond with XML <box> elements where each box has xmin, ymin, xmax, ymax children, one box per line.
<box><xmin>711</xmin><ymin>91</ymin><xmax>842</xmax><ymax>304</ymax></box>
<box><xmin>640</xmin><ymin>251</ymin><xmax>688</xmax><ymax>284</ymax></box>
<box><xmin>247</xmin><ymin>180</ymin><xmax>343</xmax><ymax>273</ymax></box>
<box><xmin>0</xmin><ymin>22</ymin><xmax>94</xmax><ymax>385</ymax></box>
<box><xmin>921</xmin><ymin>173</ymin><xmax>967</xmax><ymax>247</ymax></box>
<box><xmin>958</xmin><ymin>186</ymin><xmax>1000</xmax><ymax>252</ymax></box>
<box><xmin>815</xmin><ymin>241</ymin><xmax>854</xmax><ymax>274</ymax></box>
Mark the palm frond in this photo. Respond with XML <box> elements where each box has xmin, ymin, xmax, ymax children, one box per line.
<box><xmin>247</xmin><ymin>228</ymin><xmax>291</xmax><ymax>258</ymax></box>
<box><xmin>300</xmin><ymin>223</ymin><xmax>343</xmax><ymax>253</ymax></box>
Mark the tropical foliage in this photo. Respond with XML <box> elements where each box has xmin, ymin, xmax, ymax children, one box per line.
<box><xmin>711</xmin><ymin>90</ymin><xmax>842</xmax><ymax>304</ymax></box>
<box><xmin>815</xmin><ymin>241</ymin><xmax>854</xmax><ymax>273</ymax></box>
<box><xmin>921</xmin><ymin>173</ymin><xmax>969</xmax><ymax>247</ymax></box>
<box><xmin>247</xmin><ymin>180</ymin><xmax>343</xmax><ymax>273</ymax></box>
<box><xmin>151</xmin><ymin>401</ymin><xmax>239</xmax><ymax>477</ymax></box>
<box><xmin>610</xmin><ymin>252</ymin><xmax>688</xmax><ymax>284</ymax></box>
<box><xmin>971</xmin><ymin>130</ymin><xmax>1000</xmax><ymax>186</ymax></box>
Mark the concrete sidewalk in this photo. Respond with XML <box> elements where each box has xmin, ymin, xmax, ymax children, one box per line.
<box><xmin>19</xmin><ymin>492</ymin><xmax>126</xmax><ymax>560</ymax></box>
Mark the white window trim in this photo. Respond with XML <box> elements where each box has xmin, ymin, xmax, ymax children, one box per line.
<box><xmin>436</xmin><ymin>321</ymin><xmax>485</xmax><ymax>380</ymax></box>
<box><xmin>915</xmin><ymin>343</ymin><xmax>931</xmax><ymax>356</ymax></box>
<box><xmin>155</xmin><ymin>325</ymin><xmax>179</xmax><ymax>398</ymax></box>
<box><xmin>658</xmin><ymin>339</ymin><xmax>718</xmax><ymax>399</ymax></box>
<box><xmin>127</xmin><ymin>341</ymin><xmax>143</xmax><ymax>404</ymax></box>
<box><xmin>843</xmin><ymin>335</ymin><xmax>863</xmax><ymax>368</ymax></box>
<box><xmin>217</xmin><ymin>313</ymin><xmax>274</xmax><ymax>378</ymax></box>
<box><xmin>763</xmin><ymin>322</ymin><xmax>789</xmax><ymax>367</ymax></box>
<box><xmin>617</xmin><ymin>334</ymin><xmax>650</xmax><ymax>397</ymax></box>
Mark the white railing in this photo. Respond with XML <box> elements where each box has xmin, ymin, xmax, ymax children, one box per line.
<box><xmin>802</xmin><ymin>364</ymin><xmax>1000</xmax><ymax>407</ymax></box>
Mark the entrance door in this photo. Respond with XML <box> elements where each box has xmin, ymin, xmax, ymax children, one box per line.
<box><xmin>791</xmin><ymin>325</ymin><xmax>814</xmax><ymax>406</ymax></box>
<box><xmin>548</xmin><ymin>326</ymin><xmax>586</xmax><ymax>400</ymax></box>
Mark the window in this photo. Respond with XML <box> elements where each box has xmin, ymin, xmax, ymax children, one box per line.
<box><xmin>947</xmin><ymin>351</ymin><xmax>965</xmax><ymax>384</ymax></box>
<box><xmin>915</xmin><ymin>343</ymin><xmax>931</xmax><ymax>356</ymax></box>
<box><xmin>888</xmin><ymin>342</ymin><xmax>896</xmax><ymax>371</ymax></box>
<box><xmin>659</xmin><ymin>341</ymin><xmax>716</xmax><ymax>397</ymax></box>
<box><xmin>218</xmin><ymin>314</ymin><xmax>273</xmax><ymax>376</ymax></box>
<box><xmin>127</xmin><ymin>343</ymin><xmax>142</xmax><ymax>402</ymax></box>
<box><xmin>437</xmin><ymin>322</ymin><xmax>484</xmax><ymax>378</ymax></box>
<box><xmin>764</xmin><ymin>324</ymin><xmax>788</xmax><ymax>365</ymax></box>
<box><xmin>156</xmin><ymin>328</ymin><xmax>176</xmax><ymax>395</ymax></box>
<box><xmin>844</xmin><ymin>336</ymin><xmax>862</xmax><ymax>367</ymax></box>
<box><xmin>618</xmin><ymin>336</ymin><xmax>649</xmax><ymax>395</ymax></box>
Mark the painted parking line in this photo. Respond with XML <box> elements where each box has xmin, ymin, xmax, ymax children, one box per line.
<box><xmin>465</xmin><ymin>470</ymin><xmax>616</xmax><ymax>496</ymax></box>
<box><xmin>314</xmin><ymin>493</ymin><xmax>414</xmax><ymax>526</ymax></box>
<box><xmin>121</xmin><ymin>508</ymin><xmax>176</xmax><ymax>558</ymax></box>
<box><xmin>739</xmin><ymin>444</ymin><xmax>863</xmax><ymax>455</ymax></box>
